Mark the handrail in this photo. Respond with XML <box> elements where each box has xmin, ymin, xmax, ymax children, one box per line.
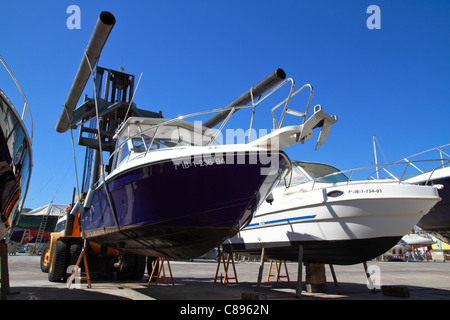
<box><xmin>208</xmin><ymin>106</ymin><xmax>236</xmax><ymax>146</ymax></box>
<box><xmin>102</xmin><ymin>104</ymin><xmax>256</xmax><ymax>176</ymax></box>
<box><xmin>396</xmin><ymin>143</ymin><xmax>450</xmax><ymax>163</ymax></box>
<box><xmin>373</xmin><ymin>144</ymin><xmax>450</xmax><ymax>182</ymax></box>
<box><xmin>303</xmin><ymin>158</ymin><xmax>450</xmax><ymax>191</ymax></box>
<box><xmin>271</xmin><ymin>82</ymin><xmax>313</xmax><ymax>129</ymax></box>
<box><xmin>0</xmin><ymin>55</ymin><xmax>33</xmax><ymax>145</ymax></box>
<box><xmin>100</xmin><ymin>78</ymin><xmax>318</xmax><ymax>185</ymax></box>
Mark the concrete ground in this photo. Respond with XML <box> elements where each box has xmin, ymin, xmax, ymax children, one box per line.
<box><xmin>4</xmin><ymin>254</ymin><xmax>450</xmax><ymax>301</ymax></box>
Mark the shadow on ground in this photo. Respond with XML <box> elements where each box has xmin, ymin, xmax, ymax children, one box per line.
<box><xmin>6</xmin><ymin>276</ymin><xmax>450</xmax><ymax>300</ymax></box>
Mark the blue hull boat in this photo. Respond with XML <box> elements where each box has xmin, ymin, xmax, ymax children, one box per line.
<box><xmin>83</xmin><ymin>151</ymin><xmax>290</xmax><ymax>259</ymax></box>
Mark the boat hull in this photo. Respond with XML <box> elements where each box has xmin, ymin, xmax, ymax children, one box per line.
<box><xmin>82</xmin><ymin>151</ymin><xmax>289</xmax><ymax>259</ymax></box>
<box><xmin>224</xmin><ymin>237</ymin><xmax>401</xmax><ymax>265</ymax></box>
<box><xmin>223</xmin><ymin>183</ymin><xmax>441</xmax><ymax>265</ymax></box>
<box><xmin>416</xmin><ymin>173</ymin><xmax>450</xmax><ymax>242</ymax></box>
<box><xmin>0</xmin><ymin>90</ymin><xmax>32</xmax><ymax>240</ymax></box>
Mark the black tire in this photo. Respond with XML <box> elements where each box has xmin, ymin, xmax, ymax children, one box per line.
<box><xmin>133</xmin><ymin>255</ymin><xmax>146</xmax><ymax>280</ymax></box>
<box><xmin>117</xmin><ymin>254</ymin><xmax>147</xmax><ymax>280</ymax></box>
<box><xmin>48</xmin><ymin>241</ymin><xmax>68</xmax><ymax>282</ymax></box>
<box><xmin>116</xmin><ymin>253</ymin><xmax>136</xmax><ymax>280</ymax></box>
<box><xmin>67</xmin><ymin>241</ymin><xmax>82</xmax><ymax>278</ymax></box>
<box><xmin>40</xmin><ymin>243</ymin><xmax>51</xmax><ymax>273</ymax></box>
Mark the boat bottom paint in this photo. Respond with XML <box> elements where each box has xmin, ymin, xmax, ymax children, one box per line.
<box><xmin>223</xmin><ymin>236</ymin><xmax>402</xmax><ymax>265</ymax></box>
<box><xmin>85</xmin><ymin>224</ymin><xmax>238</xmax><ymax>259</ymax></box>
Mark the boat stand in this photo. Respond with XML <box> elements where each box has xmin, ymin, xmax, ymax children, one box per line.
<box><xmin>0</xmin><ymin>240</ymin><xmax>9</xmax><ymax>300</ymax></box>
<box><xmin>214</xmin><ymin>251</ymin><xmax>238</xmax><ymax>284</ymax></box>
<box><xmin>266</xmin><ymin>259</ymin><xmax>290</xmax><ymax>282</ymax></box>
<box><xmin>242</xmin><ymin>248</ymin><xmax>267</xmax><ymax>300</ymax></box>
<box><xmin>67</xmin><ymin>247</ymin><xmax>92</xmax><ymax>289</ymax></box>
<box><xmin>363</xmin><ymin>261</ymin><xmax>377</xmax><ymax>294</ymax></box>
<box><xmin>147</xmin><ymin>257</ymin><xmax>174</xmax><ymax>286</ymax></box>
<box><xmin>329</xmin><ymin>264</ymin><xmax>340</xmax><ymax>287</ymax></box>
<box><xmin>296</xmin><ymin>245</ymin><xmax>303</xmax><ymax>298</ymax></box>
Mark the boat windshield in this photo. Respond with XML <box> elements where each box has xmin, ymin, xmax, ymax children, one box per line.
<box><xmin>296</xmin><ymin>162</ymin><xmax>349</xmax><ymax>183</ymax></box>
<box><xmin>278</xmin><ymin>165</ymin><xmax>310</xmax><ymax>187</ymax></box>
<box><xmin>130</xmin><ymin>134</ymin><xmax>184</xmax><ymax>153</ymax></box>
<box><xmin>296</xmin><ymin>162</ymin><xmax>348</xmax><ymax>183</ymax></box>
<box><xmin>115</xmin><ymin>120</ymin><xmax>217</xmax><ymax>166</ymax></box>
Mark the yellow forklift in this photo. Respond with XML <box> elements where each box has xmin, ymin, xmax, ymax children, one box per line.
<box><xmin>40</xmin><ymin>12</ymin><xmax>156</xmax><ymax>283</ymax></box>
<box><xmin>40</xmin><ymin>193</ymin><xmax>148</xmax><ymax>282</ymax></box>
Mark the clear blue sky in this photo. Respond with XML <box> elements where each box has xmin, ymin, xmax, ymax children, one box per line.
<box><xmin>0</xmin><ymin>0</ymin><xmax>448</xmax><ymax>209</ymax></box>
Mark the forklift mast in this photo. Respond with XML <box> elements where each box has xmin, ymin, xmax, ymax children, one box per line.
<box><xmin>79</xmin><ymin>67</ymin><xmax>162</xmax><ymax>192</ymax></box>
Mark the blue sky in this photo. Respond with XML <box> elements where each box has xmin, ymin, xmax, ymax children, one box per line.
<box><xmin>0</xmin><ymin>1</ymin><xmax>448</xmax><ymax>209</ymax></box>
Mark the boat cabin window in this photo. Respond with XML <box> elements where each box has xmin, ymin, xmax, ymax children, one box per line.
<box><xmin>131</xmin><ymin>135</ymin><xmax>183</xmax><ymax>152</ymax></box>
<box><xmin>116</xmin><ymin>135</ymin><xmax>131</xmax><ymax>165</ymax></box>
<box><xmin>114</xmin><ymin>122</ymin><xmax>215</xmax><ymax>166</ymax></box>
<box><xmin>296</xmin><ymin>162</ymin><xmax>348</xmax><ymax>183</ymax></box>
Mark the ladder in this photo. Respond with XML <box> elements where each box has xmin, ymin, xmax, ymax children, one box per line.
<box><xmin>30</xmin><ymin>206</ymin><xmax>51</xmax><ymax>255</ymax></box>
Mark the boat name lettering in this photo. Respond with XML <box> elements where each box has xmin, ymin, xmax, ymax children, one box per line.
<box><xmin>174</xmin><ymin>157</ymin><xmax>225</xmax><ymax>170</ymax></box>
<box><xmin>348</xmin><ymin>188</ymin><xmax>382</xmax><ymax>194</ymax></box>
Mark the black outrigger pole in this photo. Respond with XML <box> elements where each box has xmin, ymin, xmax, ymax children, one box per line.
<box><xmin>203</xmin><ymin>69</ymin><xmax>286</xmax><ymax>128</ymax></box>
<box><xmin>56</xmin><ymin>11</ymin><xmax>116</xmax><ymax>134</ymax></box>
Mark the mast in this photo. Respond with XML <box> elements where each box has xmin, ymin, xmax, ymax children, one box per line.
<box><xmin>373</xmin><ymin>134</ymin><xmax>379</xmax><ymax>179</ymax></box>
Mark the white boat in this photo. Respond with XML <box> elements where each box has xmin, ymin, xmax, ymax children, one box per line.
<box><xmin>401</xmin><ymin>232</ymin><xmax>436</xmax><ymax>246</ymax></box>
<box><xmin>380</xmin><ymin>240</ymin><xmax>409</xmax><ymax>261</ymax></box>
<box><xmin>223</xmin><ymin>161</ymin><xmax>441</xmax><ymax>265</ymax></box>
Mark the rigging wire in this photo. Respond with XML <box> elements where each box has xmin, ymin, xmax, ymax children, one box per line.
<box><xmin>124</xmin><ymin>71</ymin><xmax>143</xmax><ymax>121</ymax></box>
<box><xmin>70</xmin><ymin>127</ymin><xmax>81</xmax><ymax>198</ymax></box>
<box><xmin>68</xmin><ymin>52</ymin><xmax>151</xmax><ymax>248</ymax></box>
<box><xmin>28</xmin><ymin>158</ymin><xmax>70</xmax><ymax>204</ymax></box>
<box><xmin>373</xmin><ymin>135</ymin><xmax>389</xmax><ymax>165</ymax></box>
<box><xmin>83</xmin><ymin>51</ymin><xmax>120</xmax><ymax>231</ymax></box>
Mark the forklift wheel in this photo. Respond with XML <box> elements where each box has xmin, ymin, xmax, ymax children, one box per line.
<box><xmin>48</xmin><ymin>241</ymin><xmax>67</xmax><ymax>282</ymax></box>
<box><xmin>40</xmin><ymin>243</ymin><xmax>51</xmax><ymax>273</ymax></box>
